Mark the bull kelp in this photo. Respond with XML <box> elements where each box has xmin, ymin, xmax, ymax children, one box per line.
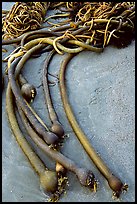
<box><xmin>2</xmin><ymin>2</ymin><xmax>135</xmax><ymax>202</ymax></box>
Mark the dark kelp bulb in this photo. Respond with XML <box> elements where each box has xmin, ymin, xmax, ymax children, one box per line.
<box><xmin>108</xmin><ymin>175</ymin><xmax>124</xmax><ymax>197</ymax></box>
<box><xmin>21</xmin><ymin>83</ymin><xmax>36</xmax><ymax>102</ymax></box>
<box><xmin>51</xmin><ymin>121</ymin><xmax>64</xmax><ymax>138</ymax></box>
<box><xmin>43</xmin><ymin>131</ymin><xmax>59</xmax><ymax>145</ymax></box>
<box><xmin>76</xmin><ymin>168</ymin><xmax>96</xmax><ymax>190</ymax></box>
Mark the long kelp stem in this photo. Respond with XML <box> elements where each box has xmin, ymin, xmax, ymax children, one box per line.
<box><xmin>8</xmin><ymin>53</ymin><xmax>59</xmax><ymax>145</ymax></box>
<box><xmin>15</xmin><ymin>97</ymin><xmax>97</xmax><ymax>191</ymax></box>
<box><xmin>6</xmin><ymin>82</ymin><xmax>58</xmax><ymax>193</ymax></box>
<box><xmin>43</xmin><ymin>50</ymin><xmax>58</xmax><ymax>122</ymax></box>
<box><xmin>42</xmin><ymin>49</ymin><xmax>66</xmax><ymax>176</ymax></box>
<box><xmin>43</xmin><ymin>50</ymin><xmax>64</xmax><ymax>137</ymax></box>
<box><xmin>59</xmin><ymin>53</ymin><xmax>128</xmax><ymax>197</ymax></box>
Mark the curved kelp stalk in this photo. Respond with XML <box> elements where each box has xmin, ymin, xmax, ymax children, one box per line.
<box><xmin>43</xmin><ymin>49</ymin><xmax>64</xmax><ymax>137</ymax></box>
<box><xmin>15</xmin><ymin>97</ymin><xmax>97</xmax><ymax>192</ymax></box>
<box><xmin>59</xmin><ymin>53</ymin><xmax>128</xmax><ymax>198</ymax></box>
<box><xmin>8</xmin><ymin>46</ymin><xmax>59</xmax><ymax>145</ymax></box>
<box><xmin>6</xmin><ymin>82</ymin><xmax>58</xmax><ymax>195</ymax></box>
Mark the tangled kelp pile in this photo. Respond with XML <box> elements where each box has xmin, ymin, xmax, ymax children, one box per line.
<box><xmin>2</xmin><ymin>2</ymin><xmax>135</xmax><ymax>202</ymax></box>
<box><xmin>2</xmin><ymin>2</ymin><xmax>50</xmax><ymax>39</ymax></box>
<box><xmin>2</xmin><ymin>2</ymin><xmax>135</xmax><ymax>47</ymax></box>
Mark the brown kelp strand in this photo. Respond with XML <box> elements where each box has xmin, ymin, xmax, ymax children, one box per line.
<box><xmin>23</xmin><ymin>37</ymin><xmax>102</xmax><ymax>56</ymax></box>
<box><xmin>43</xmin><ymin>49</ymin><xmax>64</xmax><ymax>137</ymax></box>
<box><xmin>15</xmin><ymin>101</ymin><xmax>68</xmax><ymax>202</ymax></box>
<box><xmin>34</xmin><ymin>25</ymin><xmax>92</xmax><ymax>55</ymax></box>
<box><xmin>2</xmin><ymin>29</ymin><xmax>62</xmax><ymax>46</ymax></box>
<box><xmin>6</xmin><ymin>82</ymin><xmax>58</xmax><ymax>195</ymax></box>
<box><xmin>3</xmin><ymin>47</ymin><xmax>21</xmax><ymax>63</ymax></box>
<box><xmin>18</xmin><ymin>55</ymin><xmax>66</xmax><ymax>178</ymax></box>
<box><xmin>59</xmin><ymin>53</ymin><xmax>128</xmax><ymax>198</ymax></box>
<box><xmin>11</xmin><ymin>44</ymin><xmax>53</xmax><ymax>126</ymax></box>
<box><xmin>8</xmin><ymin>52</ymin><xmax>59</xmax><ymax>145</ymax></box>
<box><xmin>20</xmin><ymin>30</ymin><xmax>62</xmax><ymax>47</ymax></box>
<box><xmin>42</xmin><ymin>49</ymin><xmax>66</xmax><ymax>177</ymax></box>
<box><xmin>16</xmin><ymin>100</ymin><xmax>97</xmax><ymax>192</ymax></box>
<box><xmin>43</xmin><ymin>13</ymin><xmax>70</xmax><ymax>23</ymax></box>
<box><xmin>23</xmin><ymin>24</ymin><xmax>89</xmax><ymax>54</ymax></box>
